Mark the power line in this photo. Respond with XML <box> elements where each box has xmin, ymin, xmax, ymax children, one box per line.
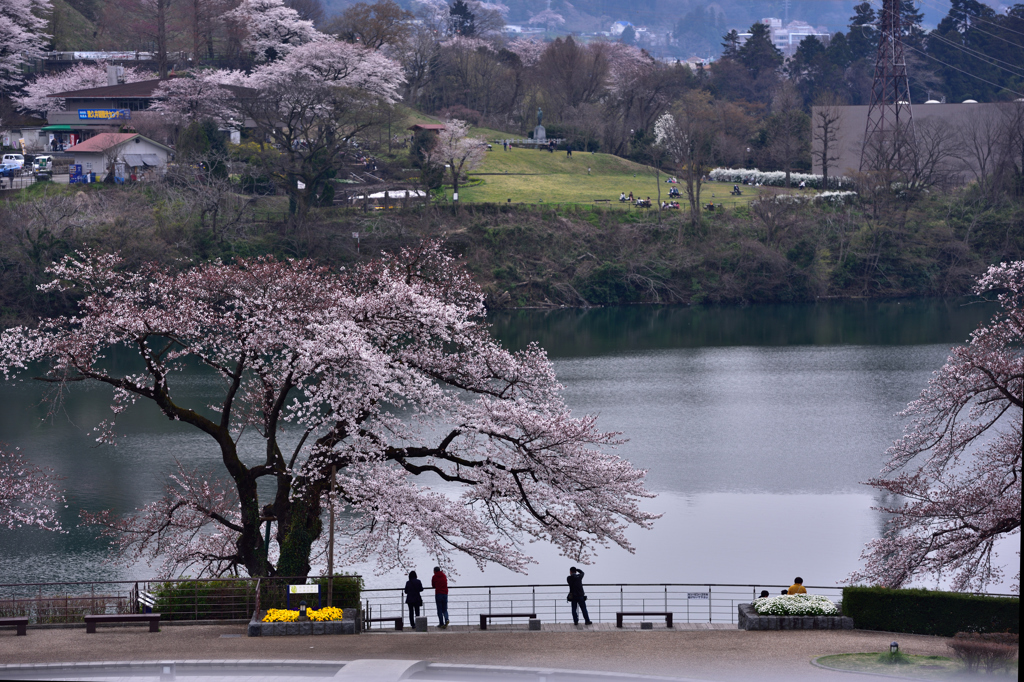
<box><xmin>926</xmin><ymin>30</ymin><xmax>1024</xmax><ymax>78</ymax></box>
<box><xmin>905</xmin><ymin>43</ymin><xmax>1024</xmax><ymax>97</ymax></box>
<box><xmin>914</xmin><ymin>0</ymin><xmax>1024</xmax><ymax>39</ymax></box>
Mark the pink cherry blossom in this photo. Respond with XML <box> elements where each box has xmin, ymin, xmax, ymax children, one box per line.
<box><xmin>15</xmin><ymin>62</ymin><xmax>153</xmax><ymax>115</ymax></box>
<box><xmin>850</xmin><ymin>261</ymin><xmax>1023</xmax><ymax>594</ymax></box>
<box><xmin>0</xmin><ymin>445</ymin><xmax>66</xmax><ymax>532</ymax></box>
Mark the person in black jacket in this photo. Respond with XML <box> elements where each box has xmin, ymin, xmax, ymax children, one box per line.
<box><xmin>567</xmin><ymin>566</ymin><xmax>592</xmax><ymax>625</ymax></box>
<box><xmin>404</xmin><ymin>570</ymin><xmax>424</xmax><ymax>628</ymax></box>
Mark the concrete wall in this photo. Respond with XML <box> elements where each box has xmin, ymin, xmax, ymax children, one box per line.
<box><xmin>811</xmin><ymin>102</ymin><xmax>1020</xmax><ymax>180</ymax></box>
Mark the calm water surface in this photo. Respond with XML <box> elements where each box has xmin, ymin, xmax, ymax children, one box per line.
<box><xmin>1</xmin><ymin>299</ymin><xmax>1015</xmax><ymax>591</ymax></box>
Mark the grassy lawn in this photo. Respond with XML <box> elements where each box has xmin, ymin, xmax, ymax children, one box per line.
<box><xmin>456</xmin><ymin>146</ymin><xmax>762</xmax><ymax>208</ymax></box>
<box><xmin>816</xmin><ymin>653</ymin><xmax>1016</xmax><ymax>679</ymax></box>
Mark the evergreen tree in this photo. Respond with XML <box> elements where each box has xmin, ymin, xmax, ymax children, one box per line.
<box><xmin>721</xmin><ymin>29</ymin><xmax>741</xmax><ymax>59</ymax></box>
<box><xmin>737</xmin><ymin>22</ymin><xmax>783</xmax><ymax>80</ymax></box>
<box><xmin>620</xmin><ymin>25</ymin><xmax>636</xmax><ymax>45</ymax></box>
<box><xmin>826</xmin><ymin>31</ymin><xmax>852</xmax><ymax>70</ymax></box>
<box><xmin>848</xmin><ymin>2</ymin><xmax>877</xmax><ymax>63</ymax></box>
<box><xmin>449</xmin><ymin>0</ymin><xmax>476</xmax><ymax>36</ymax></box>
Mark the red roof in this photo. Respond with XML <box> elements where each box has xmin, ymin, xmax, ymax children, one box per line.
<box><xmin>66</xmin><ymin>133</ymin><xmax>140</xmax><ymax>153</ymax></box>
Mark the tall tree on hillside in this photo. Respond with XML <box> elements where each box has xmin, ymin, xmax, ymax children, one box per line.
<box><xmin>448</xmin><ymin>0</ymin><xmax>476</xmax><ymax>36</ymax></box>
<box><xmin>851</xmin><ymin>261</ymin><xmax>1022</xmax><ymax>593</ymax></box>
<box><xmin>0</xmin><ymin>0</ymin><xmax>51</xmax><ymax>92</ymax></box>
<box><xmin>654</xmin><ymin>90</ymin><xmax>719</xmax><ymax>231</ymax></box>
<box><xmin>236</xmin><ymin>38</ymin><xmax>403</xmax><ymax>218</ymax></box>
<box><xmin>0</xmin><ymin>246</ymin><xmax>658</xmax><ymax>578</ymax></box>
<box><xmin>764</xmin><ymin>82</ymin><xmax>809</xmax><ymax>188</ymax></box>
<box><xmin>226</xmin><ymin>0</ymin><xmax>323</xmax><ymax>63</ymax></box>
<box><xmin>720</xmin><ymin>29</ymin><xmax>741</xmax><ymax>59</ymax></box>
<box><xmin>101</xmin><ymin>0</ymin><xmax>176</xmax><ymax>78</ymax></box>
<box><xmin>847</xmin><ymin>2</ymin><xmax>877</xmax><ymax>63</ymax></box>
<box><xmin>737</xmin><ymin>22</ymin><xmax>782</xmax><ymax>81</ymax></box>
<box><xmin>812</xmin><ymin>92</ymin><xmax>845</xmax><ymax>190</ymax></box>
<box><xmin>328</xmin><ymin>0</ymin><xmax>413</xmax><ymax>49</ymax></box>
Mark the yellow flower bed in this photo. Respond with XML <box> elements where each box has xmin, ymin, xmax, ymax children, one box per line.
<box><xmin>308</xmin><ymin>606</ymin><xmax>344</xmax><ymax>622</ymax></box>
<box><xmin>262</xmin><ymin>607</ymin><xmax>344</xmax><ymax>623</ymax></box>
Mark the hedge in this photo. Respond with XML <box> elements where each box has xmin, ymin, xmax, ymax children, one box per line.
<box><xmin>842</xmin><ymin>587</ymin><xmax>1019</xmax><ymax>636</ymax></box>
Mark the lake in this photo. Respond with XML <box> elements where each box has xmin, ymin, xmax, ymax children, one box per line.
<box><xmin>1</xmin><ymin>299</ymin><xmax>1015</xmax><ymax>592</ymax></box>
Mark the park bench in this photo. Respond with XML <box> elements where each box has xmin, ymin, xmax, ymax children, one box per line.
<box><xmin>0</xmin><ymin>616</ymin><xmax>28</xmax><ymax>635</ymax></box>
<box><xmin>84</xmin><ymin>613</ymin><xmax>161</xmax><ymax>633</ymax></box>
<box><xmin>593</xmin><ymin>199</ymin><xmax>611</xmax><ymax>203</ymax></box>
<box><xmin>704</xmin><ymin>203</ymin><xmax>717</xmax><ymax>211</ymax></box>
<box><xmin>363</xmin><ymin>616</ymin><xmax>403</xmax><ymax>631</ymax></box>
<box><xmin>479</xmin><ymin>612</ymin><xmax>537</xmax><ymax>630</ymax></box>
<box><xmin>616</xmin><ymin>612</ymin><xmax>673</xmax><ymax>628</ymax></box>
<box><xmin>731</xmin><ymin>189</ymin><xmax>743</xmax><ymax>196</ymax></box>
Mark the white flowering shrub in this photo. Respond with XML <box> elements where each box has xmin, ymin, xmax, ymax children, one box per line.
<box><xmin>752</xmin><ymin>594</ymin><xmax>840</xmax><ymax>616</ymax></box>
<box><xmin>709</xmin><ymin>168</ymin><xmax>850</xmax><ymax>191</ymax></box>
<box><xmin>750</xmin><ymin>191</ymin><xmax>858</xmax><ymax>209</ymax></box>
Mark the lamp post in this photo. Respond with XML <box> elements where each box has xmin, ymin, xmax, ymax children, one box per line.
<box><xmin>327</xmin><ymin>464</ymin><xmax>336</xmax><ymax>608</ymax></box>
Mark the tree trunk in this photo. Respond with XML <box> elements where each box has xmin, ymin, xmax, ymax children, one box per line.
<box><xmin>157</xmin><ymin>0</ymin><xmax>169</xmax><ymax>79</ymax></box>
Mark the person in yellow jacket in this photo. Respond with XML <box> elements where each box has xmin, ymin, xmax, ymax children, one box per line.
<box><xmin>787</xmin><ymin>577</ymin><xmax>807</xmax><ymax>594</ymax></box>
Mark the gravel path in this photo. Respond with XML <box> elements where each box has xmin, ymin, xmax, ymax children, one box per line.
<box><xmin>0</xmin><ymin>624</ymin><xmax>955</xmax><ymax>680</ymax></box>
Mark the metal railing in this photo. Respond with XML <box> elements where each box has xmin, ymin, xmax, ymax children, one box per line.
<box><xmin>361</xmin><ymin>582</ymin><xmax>845</xmax><ymax>628</ymax></box>
<box><xmin>0</xmin><ymin>576</ymin><xmax>359</xmax><ymax>625</ymax></box>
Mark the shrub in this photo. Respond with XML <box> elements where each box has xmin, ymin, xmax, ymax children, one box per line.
<box><xmin>310</xmin><ymin>574</ymin><xmax>363</xmax><ymax>609</ymax></box>
<box><xmin>842</xmin><ymin>587</ymin><xmax>1019</xmax><ymax>637</ymax></box>
<box><xmin>947</xmin><ymin>632</ymin><xmax>1019</xmax><ymax>673</ymax></box>
<box><xmin>152</xmin><ymin>579</ymin><xmax>257</xmax><ymax>621</ymax></box>
<box><xmin>752</xmin><ymin>594</ymin><xmax>839</xmax><ymax>616</ymax></box>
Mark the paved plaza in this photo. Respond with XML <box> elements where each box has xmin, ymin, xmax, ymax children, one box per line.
<box><xmin>0</xmin><ymin>623</ymin><xmax>956</xmax><ymax>681</ymax></box>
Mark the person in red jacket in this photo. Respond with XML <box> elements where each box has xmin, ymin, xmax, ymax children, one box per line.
<box><xmin>431</xmin><ymin>566</ymin><xmax>450</xmax><ymax>628</ymax></box>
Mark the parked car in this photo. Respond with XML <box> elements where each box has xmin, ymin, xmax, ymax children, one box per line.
<box><xmin>2</xmin><ymin>153</ymin><xmax>25</xmax><ymax>169</ymax></box>
<box><xmin>32</xmin><ymin>155</ymin><xmax>54</xmax><ymax>172</ymax></box>
<box><xmin>0</xmin><ymin>162</ymin><xmax>21</xmax><ymax>178</ymax></box>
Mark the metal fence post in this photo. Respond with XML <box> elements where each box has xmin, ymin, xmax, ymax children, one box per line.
<box><xmin>708</xmin><ymin>586</ymin><xmax>712</xmax><ymax>623</ymax></box>
<box><xmin>532</xmin><ymin>586</ymin><xmax>535</xmax><ymax>615</ymax></box>
<box><xmin>620</xmin><ymin>585</ymin><xmax>623</xmax><ymax>613</ymax></box>
<box><xmin>488</xmin><ymin>587</ymin><xmax>491</xmax><ymax>615</ymax></box>
<box><xmin>664</xmin><ymin>585</ymin><xmax>667</xmax><ymax>614</ymax></box>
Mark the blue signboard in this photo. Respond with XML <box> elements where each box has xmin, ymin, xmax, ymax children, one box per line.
<box><xmin>78</xmin><ymin>109</ymin><xmax>131</xmax><ymax>120</ymax></box>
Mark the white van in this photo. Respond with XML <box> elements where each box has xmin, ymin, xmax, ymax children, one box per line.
<box><xmin>2</xmin><ymin>153</ymin><xmax>25</xmax><ymax>169</ymax></box>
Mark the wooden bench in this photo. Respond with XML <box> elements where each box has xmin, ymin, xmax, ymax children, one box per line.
<box><xmin>593</xmin><ymin>199</ymin><xmax>611</xmax><ymax>203</ymax></box>
<box><xmin>363</xmin><ymin>616</ymin><xmax>403</xmax><ymax>631</ymax></box>
<box><xmin>479</xmin><ymin>613</ymin><xmax>536</xmax><ymax>630</ymax></box>
<box><xmin>616</xmin><ymin>612</ymin><xmax>673</xmax><ymax>628</ymax></box>
<box><xmin>84</xmin><ymin>613</ymin><xmax>161</xmax><ymax>633</ymax></box>
<box><xmin>0</xmin><ymin>617</ymin><xmax>28</xmax><ymax>636</ymax></box>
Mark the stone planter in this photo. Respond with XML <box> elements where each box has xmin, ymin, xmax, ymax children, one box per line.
<box><xmin>247</xmin><ymin>610</ymin><xmax>361</xmax><ymax>637</ymax></box>
<box><xmin>737</xmin><ymin>604</ymin><xmax>853</xmax><ymax>631</ymax></box>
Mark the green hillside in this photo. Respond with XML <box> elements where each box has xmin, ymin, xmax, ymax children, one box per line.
<box><xmin>51</xmin><ymin>0</ymin><xmax>100</xmax><ymax>51</ymax></box>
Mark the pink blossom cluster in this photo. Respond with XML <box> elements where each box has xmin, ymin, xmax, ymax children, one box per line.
<box><xmin>0</xmin><ymin>445</ymin><xmax>66</xmax><ymax>532</ymax></box>
<box><xmin>851</xmin><ymin>261</ymin><xmax>1023</xmax><ymax>593</ymax></box>
<box><xmin>15</xmin><ymin>62</ymin><xmax>153</xmax><ymax>115</ymax></box>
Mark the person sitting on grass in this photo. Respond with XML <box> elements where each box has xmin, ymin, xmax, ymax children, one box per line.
<box><xmin>620</xmin><ymin>192</ymin><xmax>627</xmax><ymax>202</ymax></box>
<box><xmin>787</xmin><ymin>577</ymin><xmax>807</xmax><ymax>595</ymax></box>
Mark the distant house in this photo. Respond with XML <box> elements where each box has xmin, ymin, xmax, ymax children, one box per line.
<box><xmin>408</xmin><ymin>124</ymin><xmax>446</xmax><ymax>133</ymax></box>
<box><xmin>65</xmin><ymin>132</ymin><xmax>172</xmax><ymax>179</ymax></box>
<box><xmin>610</xmin><ymin>21</ymin><xmax>633</xmax><ymax>36</ymax></box>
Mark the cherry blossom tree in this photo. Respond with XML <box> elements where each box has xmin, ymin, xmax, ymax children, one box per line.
<box><xmin>225</xmin><ymin>0</ymin><xmax>325</xmax><ymax>63</ymax></box>
<box><xmin>0</xmin><ymin>446</ymin><xmax>65</xmax><ymax>532</ymax></box>
<box><xmin>424</xmin><ymin>118</ymin><xmax>486</xmax><ymax>213</ymax></box>
<box><xmin>149</xmin><ymin>73</ymin><xmax>240</xmax><ymax>127</ymax></box>
<box><xmin>15</xmin><ymin>63</ymin><xmax>153</xmax><ymax>116</ymax></box>
<box><xmin>0</xmin><ymin>243</ymin><xmax>657</xmax><ymax>578</ymax></box>
<box><xmin>528</xmin><ymin>9</ymin><xmax>564</xmax><ymax>32</ymax></box>
<box><xmin>235</xmin><ymin>38</ymin><xmax>404</xmax><ymax>218</ymax></box>
<box><xmin>0</xmin><ymin>0</ymin><xmax>51</xmax><ymax>91</ymax></box>
<box><xmin>654</xmin><ymin>91</ymin><xmax>719</xmax><ymax>230</ymax></box>
<box><xmin>506</xmin><ymin>38</ymin><xmax>544</xmax><ymax>68</ymax></box>
<box><xmin>851</xmin><ymin>261</ymin><xmax>1023</xmax><ymax>593</ymax></box>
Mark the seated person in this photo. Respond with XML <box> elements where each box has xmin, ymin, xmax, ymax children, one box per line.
<box><xmin>787</xmin><ymin>577</ymin><xmax>807</xmax><ymax>595</ymax></box>
<box><xmin>620</xmin><ymin>192</ymin><xmax>627</xmax><ymax>202</ymax></box>
<box><xmin>759</xmin><ymin>590</ymin><xmax>770</xmax><ymax>599</ymax></box>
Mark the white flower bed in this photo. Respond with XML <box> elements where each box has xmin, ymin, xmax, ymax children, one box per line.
<box><xmin>709</xmin><ymin>168</ymin><xmax>850</xmax><ymax>190</ymax></box>
<box><xmin>751</xmin><ymin>190</ymin><xmax>858</xmax><ymax>207</ymax></box>
<box><xmin>752</xmin><ymin>594</ymin><xmax>840</xmax><ymax>616</ymax></box>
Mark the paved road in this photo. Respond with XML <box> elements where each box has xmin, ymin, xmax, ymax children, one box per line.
<box><xmin>0</xmin><ymin>624</ymin><xmax>953</xmax><ymax>681</ymax></box>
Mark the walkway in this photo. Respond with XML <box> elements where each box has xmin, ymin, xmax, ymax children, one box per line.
<box><xmin>0</xmin><ymin>623</ymin><xmax>954</xmax><ymax>681</ymax></box>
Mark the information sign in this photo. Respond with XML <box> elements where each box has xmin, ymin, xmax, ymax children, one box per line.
<box><xmin>686</xmin><ymin>592</ymin><xmax>709</xmax><ymax>600</ymax></box>
<box><xmin>78</xmin><ymin>109</ymin><xmax>131</xmax><ymax>120</ymax></box>
<box><xmin>289</xmin><ymin>584</ymin><xmax>319</xmax><ymax>594</ymax></box>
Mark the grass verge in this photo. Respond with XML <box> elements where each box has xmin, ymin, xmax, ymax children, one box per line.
<box><xmin>815</xmin><ymin>653</ymin><xmax>1012</xmax><ymax>679</ymax></box>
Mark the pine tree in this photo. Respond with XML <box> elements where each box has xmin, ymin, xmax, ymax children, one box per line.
<box><xmin>848</xmin><ymin>2</ymin><xmax>877</xmax><ymax>63</ymax></box>
<box><xmin>449</xmin><ymin>0</ymin><xmax>476</xmax><ymax>36</ymax></box>
<box><xmin>721</xmin><ymin>29</ymin><xmax>741</xmax><ymax>59</ymax></box>
<box><xmin>737</xmin><ymin>22</ymin><xmax>783</xmax><ymax>80</ymax></box>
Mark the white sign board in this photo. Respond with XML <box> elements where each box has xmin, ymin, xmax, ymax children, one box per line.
<box><xmin>686</xmin><ymin>592</ymin><xmax>709</xmax><ymax>600</ymax></box>
<box><xmin>352</xmin><ymin>232</ymin><xmax>359</xmax><ymax>239</ymax></box>
<box><xmin>289</xmin><ymin>584</ymin><xmax>319</xmax><ymax>594</ymax></box>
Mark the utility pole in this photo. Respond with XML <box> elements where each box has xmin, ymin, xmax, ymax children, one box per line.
<box><xmin>860</xmin><ymin>0</ymin><xmax>915</xmax><ymax>172</ymax></box>
<box><xmin>327</xmin><ymin>464</ymin><xmax>336</xmax><ymax>607</ymax></box>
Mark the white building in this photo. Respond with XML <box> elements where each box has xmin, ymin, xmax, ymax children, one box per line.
<box><xmin>762</xmin><ymin>18</ymin><xmax>830</xmax><ymax>57</ymax></box>
<box><xmin>65</xmin><ymin>132</ymin><xmax>172</xmax><ymax>179</ymax></box>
